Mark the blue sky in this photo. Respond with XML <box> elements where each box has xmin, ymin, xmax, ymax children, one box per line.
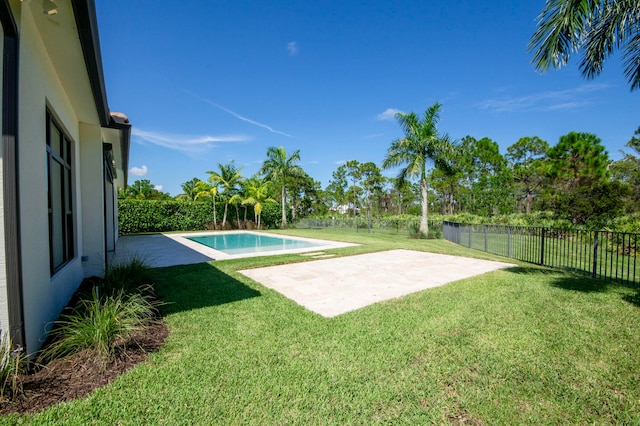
<box><xmin>95</xmin><ymin>0</ymin><xmax>640</xmax><ymax>197</ymax></box>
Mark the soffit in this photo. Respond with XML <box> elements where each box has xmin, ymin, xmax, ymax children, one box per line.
<box><xmin>26</xmin><ymin>0</ymin><xmax>99</xmax><ymax>125</ymax></box>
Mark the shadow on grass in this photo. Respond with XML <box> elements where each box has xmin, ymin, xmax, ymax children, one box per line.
<box><xmin>507</xmin><ymin>265</ymin><xmax>640</xmax><ymax>307</ymax></box>
<box><xmin>151</xmin><ymin>263</ymin><xmax>261</xmax><ymax>315</ymax></box>
<box><xmin>622</xmin><ymin>290</ymin><xmax>640</xmax><ymax>307</ymax></box>
<box><xmin>505</xmin><ymin>266</ymin><xmax>612</xmax><ymax>293</ymax></box>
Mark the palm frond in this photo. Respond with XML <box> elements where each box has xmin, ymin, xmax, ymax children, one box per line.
<box><xmin>529</xmin><ymin>0</ymin><xmax>594</xmax><ymax>71</ymax></box>
<box><xmin>530</xmin><ymin>0</ymin><xmax>640</xmax><ymax>90</ymax></box>
<box><xmin>423</xmin><ymin>102</ymin><xmax>442</xmax><ymax>131</ymax></box>
<box><xmin>622</xmin><ymin>22</ymin><xmax>640</xmax><ymax>90</ymax></box>
<box><xmin>580</xmin><ymin>0</ymin><xmax>630</xmax><ymax>78</ymax></box>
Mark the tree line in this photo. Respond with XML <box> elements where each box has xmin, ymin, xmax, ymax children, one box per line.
<box><xmin>119</xmin><ymin>146</ymin><xmax>323</xmax><ymax>229</ymax></box>
<box><xmin>120</xmin><ymin>102</ymin><xmax>639</xmax><ymax>232</ymax></box>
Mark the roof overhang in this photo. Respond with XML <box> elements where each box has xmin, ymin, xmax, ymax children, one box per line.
<box><xmin>71</xmin><ymin>0</ymin><xmax>110</xmax><ymax>126</ymax></box>
<box><xmin>72</xmin><ymin>0</ymin><xmax>131</xmax><ymax>186</ymax></box>
<box><xmin>72</xmin><ymin>0</ymin><xmax>130</xmax><ymax>185</ymax></box>
<box><xmin>105</xmin><ymin>112</ymin><xmax>131</xmax><ymax>187</ymax></box>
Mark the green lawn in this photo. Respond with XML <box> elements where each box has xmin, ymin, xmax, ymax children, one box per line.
<box><xmin>8</xmin><ymin>231</ymin><xmax>640</xmax><ymax>424</ymax></box>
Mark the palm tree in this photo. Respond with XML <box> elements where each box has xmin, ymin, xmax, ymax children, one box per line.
<box><xmin>382</xmin><ymin>102</ymin><xmax>455</xmax><ymax>236</ymax></box>
<box><xmin>194</xmin><ymin>181</ymin><xmax>218</xmax><ymax>229</ymax></box>
<box><xmin>260</xmin><ymin>146</ymin><xmax>304</xmax><ymax>227</ymax></box>
<box><xmin>529</xmin><ymin>0</ymin><xmax>640</xmax><ymax>91</ymax></box>
<box><xmin>177</xmin><ymin>177</ymin><xmax>202</xmax><ymax>201</ymax></box>
<box><xmin>241</xmin><ymin>179</ymin><xmax>276</xmax><ymax>229</ymax></box>
<box><xmin>206</xmin><ymin>162</ymin><xmax>243</xmax><ymax>228</ymax></box>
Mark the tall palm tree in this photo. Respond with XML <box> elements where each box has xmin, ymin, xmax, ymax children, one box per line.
<box><xmin>206</xmin><ymin>162</ymin><xmax>243</xmax><ymax>228</ymax></box>
<box><xmin>529</xmin><ymin>0</ymin><xmax>640</xmax><ymax>91</ymax></box>
<box><xmin>382</xmin><ymin>102</ymin><xmax>455</xmax><ymax>236</ymax></box>
<box><xmin>194</xmin><ymin>181</ymin><xmax>218</xmax><ymax>229</ymax></box>
<box><xmin>260</xmin><ymin>146</ymin><xmax>304</xmax><ymax>227</ymax></box>
<box><xmin>242</xmin><ymin>179</ymin><xmax>276</xmax><ymax>229</ymax></box>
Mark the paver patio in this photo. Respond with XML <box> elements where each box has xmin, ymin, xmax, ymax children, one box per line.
<box><xmin>239</xmin><ymin>249</ymin><xmax>516</xmax><ymax>317</ymax></box>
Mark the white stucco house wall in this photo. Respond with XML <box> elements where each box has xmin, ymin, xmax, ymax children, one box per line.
<box><xmin>0</xmin><ymin>0</ymin><xmax>130</xmax><ymax>355</ymax></box>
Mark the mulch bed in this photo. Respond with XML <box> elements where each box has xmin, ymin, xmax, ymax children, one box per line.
<box><xmin>0</xmin><ymin>315</ymin><xmax>169</xmax><ymax>416</ymax></box>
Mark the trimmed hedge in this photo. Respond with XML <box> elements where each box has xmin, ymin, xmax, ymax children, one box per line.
<box><xmin>118</xmin><ymin>200</ymin><xmax>212</xmax><ymax>234</ymax></box>
<box><xmin>118</xmin><ymin>200</ymin><xmax>288</xmax><ymax>234</ymax></box>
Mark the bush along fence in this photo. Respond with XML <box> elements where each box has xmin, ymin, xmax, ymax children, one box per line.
<box><xmin>443</xmin><ymin>221</ymin><xmax>639</xmax><ymax>287</ymax></box>
<box><xmin>295</xmin><ymin>216</ymin><xmax>443</xmax><ymax>238</ymax></box>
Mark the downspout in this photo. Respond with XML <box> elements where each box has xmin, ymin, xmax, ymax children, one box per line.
<box><xmin>0</xmin><ymin>0</ymin><xmax>26</xmax><ymax>351</ymax></box>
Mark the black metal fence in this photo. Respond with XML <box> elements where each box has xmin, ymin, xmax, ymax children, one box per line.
<box><xmin>443</xmin><ymin>221</ymin><xmax>639</xmax><ymax>287</ymax></box>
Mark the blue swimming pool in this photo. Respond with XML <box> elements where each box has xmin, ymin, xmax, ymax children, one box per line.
<box><xmin>187</xmin><ymin>233</ymin><xmax>322</xmax><ymax>255</ymax></box>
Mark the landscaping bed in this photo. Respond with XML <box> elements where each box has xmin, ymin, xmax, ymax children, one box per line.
<box><xmin>0</xmin><ymin>259</ymin><xmax>169</xmax><ymax>416</ymax></box>
<box><xmin>0</xmin><ymin>320</ymin><xmax>168</xmax><ymax>415</ymax></box>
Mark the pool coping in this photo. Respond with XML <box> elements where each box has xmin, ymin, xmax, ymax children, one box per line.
<box><xmin>162</xmin><ymin>231</ymin><xmax>358</xmax><ymax>260</ymax></box>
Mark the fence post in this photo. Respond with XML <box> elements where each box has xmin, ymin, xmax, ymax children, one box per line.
<box><xmin>540</xmin><ymin>228</ymin><xmax>545</xmax><ymax>265</ymax></box>
<box><xmin>484</xmin><ymin>226</ymin><xmax>488</xmax><ymax>252</ymax></box>
<box><xmin>592</xmin><ymin>231</ymin><xmax>599</xmax><ymax>279</ymax></box>
<box><xmin>468</xmin><ymin>225</ymin><xmax>472</xmax><ymax>248</ymax></box>
<box><xmin>507</xmin><ymin>226</ymin><xmax>511</xmax><ymax>258</ymax></box>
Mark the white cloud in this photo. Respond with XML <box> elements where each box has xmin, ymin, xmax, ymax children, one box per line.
<box><xmin>287</xmin><ymin>41</ymin><xmax>298</xmax><ymax>56</ymax></box>
<box><xmin>478</xmin><ymin>83</ymin><xmax>611</xmax><ymax>113</ymax></box>
<box><xmin>186</xmin><ymin>91</ymin><xmax>294</xmax><ymax>138</ymax></box>
<box><xmin>132</xmin><ymin>128</ymin><xmax>248</xmax><ymax>153</ymax></box>
<box><xmin>377</xmin><ymin>108</ymin><xmax>404</xmax><ymax>121</ymax></box>
<box><xmin>129</xmin><ymin>164</ymin><xmax>148</xmax><ymax>176</ymax></box>
<box><xmin>335</xmin><ymin>160</ymin><xmax>345</xmax><ymax>165</ymax></box>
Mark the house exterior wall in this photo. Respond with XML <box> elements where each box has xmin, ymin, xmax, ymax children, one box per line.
<box><xmin>80</xmin><ymin>122</ymin><xmax>106</xmax><ymax>277</ymax></box>
<box><xmin>17</xmin><ymin>6</ymin><xmax>104</xmax><ymax>353</ymax></box>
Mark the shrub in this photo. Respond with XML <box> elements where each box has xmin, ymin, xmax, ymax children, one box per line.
<box><xmin>259</xmin><ymin>202</ymin><xmax>288</xmax><ymax>229</ymax></box>
<box><xmin>103</xmin><ymin>255</ymin><xmax>154</xmax><ymax>295</ymax></box>
<box><xmin>118</xmin><ymin>200</ymin><xmax>215</xmax><ymax>234</ymax></box>
<box><xmin>39</xmin><ymin>257</ymin><xmax>160</xmax><ymax>367</ymax></box>
<box><xmin>40</xmin><ymin>288</ymin><xmax>157</xmax><ymax>366</ymax></box>
<box><xmin>118</xmin><ymin>199</ymin><xmax>285</xmax><ymax>234</ymax></box>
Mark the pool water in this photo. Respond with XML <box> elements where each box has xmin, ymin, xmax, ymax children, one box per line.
<box><xmin>187</xmin><ymin>233</ymin><xmax>322</xmax><ymax>255</ymax></box>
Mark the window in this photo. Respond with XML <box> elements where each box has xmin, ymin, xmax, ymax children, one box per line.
<box><xmin>46</xmin><ymin>111</ymin><xmax>74</xmax><ymax>274</ymax></box>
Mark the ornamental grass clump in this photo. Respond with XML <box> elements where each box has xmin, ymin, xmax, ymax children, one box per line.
<box><xmin>40</xmin><ymin>287</ymin><xmax>157</xmax><ymax>366</ymax></box>
<box><xmin>0</xmin><ymin>332</ymin><xmax>24</xmax><ymax>401</ymax></box>
<box><xmin>103</xmin><ymin>255</ymin><xmax>154</xmax><ymax>295</ymax></box>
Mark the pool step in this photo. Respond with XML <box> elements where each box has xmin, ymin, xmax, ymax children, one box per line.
<box><xmin>310</xmin><ymin>254</ymin><xmax>336</xmax><ymax>259</ymax></box>
<box><xmin>300</xmin><ymin>252</ymin><xmax>336</xmax><ymax>259</ymax></box>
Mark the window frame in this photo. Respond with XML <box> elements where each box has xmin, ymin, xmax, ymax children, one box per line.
<box><xmin>46</xmin><ymin>110</ymin><xmax>75</xmax><ymax>275</ymax></box>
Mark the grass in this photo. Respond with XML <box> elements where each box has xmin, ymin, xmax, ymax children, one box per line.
<box><xmin>6</xmin><ymin>230</ymin><xmax>640</xmax><ymax>424</ymax></box>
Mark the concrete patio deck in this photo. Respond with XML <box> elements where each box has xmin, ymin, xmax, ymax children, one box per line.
<box><xmin>239</xmin><ymin>250</ymin><xmax>516</xmax><ymax>317</ymax></box>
